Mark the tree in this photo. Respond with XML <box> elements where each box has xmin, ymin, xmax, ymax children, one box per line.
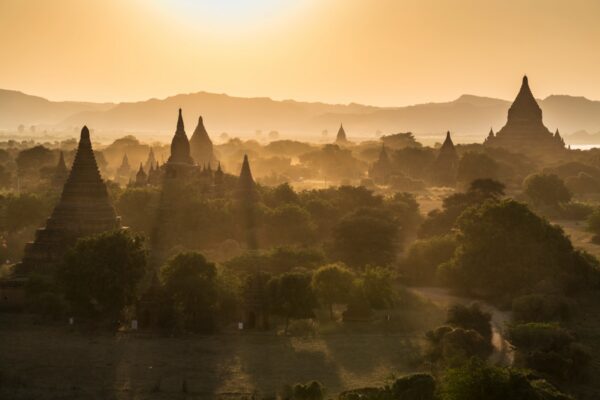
<box><xmin>332</xmin><ymin>207</ymin><xmax>399</xmax><ymax>268</ymax></box>
<box><xmin>58</xmin><ymin>230</ymin><xmax>147</xmax><ymax>322</ymax></box>
<box><xmin>524</xmin><ymin>173</ymin><xmax>572</xmax><ymax>208</ymax></box>
<box><xmin>360</xmin><ymin>266</ymin><xmax>396</xmax><ymax>310</ymax></box>
<box><xmin>265</xmin><ymin>204</ymin><xmax>316</xmax><ymax>246</ymax></box>
<box><xmin>440</xmin><ymin>359</ymin><xmax>573</xmax><ymax>400</ymax></box>
<box><xmin>268</xmin><ymin>271</ymin><xmax>317</xmax><ymax>332</ymax></box>
<box><xmin>116</xmin><ymin>187</ymin><xmax>161</xmax><ymax>235</ymax></box>
<box><xmin>441</xmin><ymin>200</ymin><xmax>598</xmax><ymax>299</ymax></box>
<box><xmin>446</xmin><ymin>303</ymin><xmax>492</xmax><ymax>342</ymax></box>
<box><xmin>16</xmin><ymin>145</ymin><xmax>55</xmax><ymax>173</ymax></box>
<box><xmin>311</xmin><ymin>263</ymin><xmax>355</xmax><ymax>320</ymax></box>
<box><xmin>160</xmin><ymin>252</ymin><xmax>219</xmax><ymax>332</ymax></box>
<box><xmin>457</xmin><ymin>152</ymin><xmax>499</xmax><ymax>184</ymax></box>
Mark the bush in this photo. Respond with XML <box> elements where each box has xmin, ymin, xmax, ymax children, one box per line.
<box><xmin>287</xmin><ymin>381</ymin><xmax>325</xmax><ymax>400</ymax></box>
<box><xmin>398</xmin><ymin>235</ymin><xmax>456</xmax><ymax>285</ymax></box>
<box><xmin>512</xmin><ymin>294</ymin><xmax>572</xmax><ymax>322</ymax></box>
<box><xmin>446</xmin><ymin>303</ymin><xmax>492</xmax><ymax>342</ymax></box>
<box><xmin>439</xmin><ymin>358</ymin><xmax>573</xmax><ymax>400</ymax></box>
<box><xmin>391</xmin><ymin>373</ymin><xmax>436</xmax><ymax>400</ymax></box>
<box><xmin>508</xmin><ymin>323</ymin><xmax>591</xmax><ymax>381</ymax></box>
<box><xmin>426</xmin><ymin>326</ymin><xmax>492</xmax><ymax>364</ymax></box>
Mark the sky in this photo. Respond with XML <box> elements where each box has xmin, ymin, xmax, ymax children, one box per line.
<box><xmin>1</xmin><ymin>0</ymin><xmax>600</xmax><ymax>107</ymax></box>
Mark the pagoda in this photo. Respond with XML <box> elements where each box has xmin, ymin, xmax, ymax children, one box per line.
<box><xmin>165</xmin><ymin>109</ymin><xmax>194</xmax><ymax>179</ymax></box>
<box><xmin>144</xmin><ymin>148</ymin><xmax>157</xmax><ymax>172</ymax></box>
<box><xmin>430</xmin><ymin>131</ymin><xmax>459</xmax><ymax>186</ymax></box>
<box><xmin>134</xmin><ymin>163</ymin><xmax>147</xmax><ymax>187</ymax></box>
<box><xmin>19</xmin><ymin>126</ymin><xmax>121</xmax><ymax>274</ymax></box>
<box><xmin>335</xmin><ymin>123</ymin><xmax>349</xmax><ymax>144</ymax></box>
<box><xmin>189</xmin><ymin>116</ymin><xmax>216</xmax><ymax>168</ymax></box>
<box><xmin>116</xmin><ymin>153</ymin><xmax>131</xmax><ymax>182</ymax></box>
<box><xmin>485</xmin><ymin>76</ymin><xmax>565</xmax><ymax>154</ymax></box>
<box><xmin>52</xmin><ymin>151</ymin><xmax>69</xmax><ymax>188</ymax></box>
<box><xmin>369</xmin><ymin>144</ymin><xmax>393</xmax><ymax>184</ymax></box>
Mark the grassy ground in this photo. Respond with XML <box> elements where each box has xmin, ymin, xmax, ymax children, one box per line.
<box><xmin>0</xmin><ymin>300</ymin><xmax>444</xmax><ymax>400</ymax></box>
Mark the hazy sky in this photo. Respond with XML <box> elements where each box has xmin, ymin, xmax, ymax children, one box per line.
<box><xmin>1</xmin><ymin>0</ymin><xmax>600</xmax><ymax>106</ymax></box>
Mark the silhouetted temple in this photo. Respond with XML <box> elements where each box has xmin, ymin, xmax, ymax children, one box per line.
<box><xmin>134</xmin><ymin>163</ymin><xmax>147</xmax><ymax>187</ymax></box>
<box><xmin>190</xmin><ymin>116</ymin><xmax>216</xmax><ymax>168</ymax></box>
<box><xmin>485</xmin><ymin>76</ymin><xmax>565</xmax><ymax>154</ymax></box>
<box><xmin>19</xmin><ymin>126</ymin><xmax>121</xmax><ymax>274</ymax></box>
<box><xmin>369</xmin><ymin>144</ymin><xmax>393</xmax><ymax>184</ymax></box>
<box><xmin>52</xmin><ymin>151</ymin><xmax>69</xmax><ymax>188</ymax></box>
<box><xmin>431</xmin><ymin>131</ymin><xmax>459</xmax><ymax>186</ymax></box>
<box><xmin>144</xmin><ymin>148</ymin><xmax>157</xmax><ymax>172</ymax></box>
<box><xmin>335</xmin><ymin>123</ymin><xmax>349</xmax><ymax>144</ymax></box>
<box><xmin>168</xmin><ymin>109</ymin><xmax>194</xmax><ymax>166</ymax></box>
<box><xmin>116</xmin><ymin>153</ymin><xmax>131</xmax><ymax>181</ymax></box>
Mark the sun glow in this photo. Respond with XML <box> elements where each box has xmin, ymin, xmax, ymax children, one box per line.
<box><xmin>153</xmin><ymin>0</ymin><xmax>313</xmax><ymax>33</ymax></box>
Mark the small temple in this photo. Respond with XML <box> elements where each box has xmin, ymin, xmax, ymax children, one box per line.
<box><xmin>134</xmin><ymin>163</ymin><xmax>147</xmax><ymax>187</ymax></box>
<box><xmin>144</xmin><ymin>148</ymin><xmax>157</xmax><ymax>172</ymax></box>
<box><xmin>335</xmin><ymin>123</ymin><xmax>349</xmax><ymax>144</ymax></box>
<box><xmin>167</xmin><ymin>109</ymin><xmax>194</xmax><ymax>166</ymax></box>
<box><xmin>116</xmin><ymin>153</ymin><xmax>131</xmax><ymax>182</ymax></box>
<box><xmin>18</xmin><ymin>126</ymin><xmax>121</xmax><ymax>274</ymax></box>
<box><xmin>369</xmin><ymin>144</ymin><xmax>393</xmax><ymax>184</ymax></box>
<box><xmin>484</xmin><ymin>75</ymin><xmax>565</xmax><ymax>154</ymax></box>
<box><xmin>431</xmin><ymin>131</ymin><xmax>459</xmax><ymax>186</ymax></box>
<box><xmin>189</xmin><ymin>116</ymin><xmax>216</xmax><ymax>168</ymax></box>
<box><xmin>52</xmin><ymin>151</ymin><xmax>69</xmax><ymax>188</ymax></box>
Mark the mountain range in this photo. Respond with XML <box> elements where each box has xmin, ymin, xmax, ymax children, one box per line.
<box><xmin>2</xmin><ymin>88</ymin><xmax>600</xmax><ymax>142</ymax></box>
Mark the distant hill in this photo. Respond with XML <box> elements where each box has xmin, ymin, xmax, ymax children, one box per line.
<box><xmin>0</xmin><ymin>89</ymin><xmax>113</xmax><ymax>129</ymax></box>
<box><xmin>3</xmin><ymin>88</ymin><xmax>600</xmax><ymax>141</ymax></box>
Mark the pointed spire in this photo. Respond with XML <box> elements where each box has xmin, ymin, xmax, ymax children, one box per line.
<box><xmin>488</xmin><ymin>127</ymin><xmax>494</xmax><ymax>138</ymax></box>
<box><xmin>214</xmin><ymin>161</ymin><xmax>224</xmax><ymax>185</ymax></box>
<box><xmin>336</xmin><ymin>123</ymin><xmax>348</xmax><ymax>143</ymax></box>
<box><xmin>52</xmin><ymin>151</ymin><xmax>69</xmax><ymax>187</ymax></box>
<box><xmin>239</xmin><ymin>154</ymin><xmax>255</xmax><ymax>190</ymax></box>
<box><xmin>145</xmin><ymin>148</ymin><xmax>156</xmax><ymax>171</ymax></box>
<box><xmin>441</xmin><ymin>131</ymin><xmax>455</xmax><ymax>151</ymax></box>
<box><xmin>168</xmin><ymin>108</ymin><xmax>193</xmax><ymax>165</ymax></box>
<box><xmin>190</xmin><ymin>115</ymin><xmax>215</xmax><ymax>166</ymax></box>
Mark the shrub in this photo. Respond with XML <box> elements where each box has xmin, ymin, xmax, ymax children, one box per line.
<box><xmin>398</xmin><ymin>235</ymin><xmax>456</xmax><ymax>285</ymax></box>
<box><xmin>512</xmin><ymin>294</ymin><xmax>572</xmax><ymax>322</ymax></box>
<box><xmin>446</xmin><ymin>303</ymin><xmax>492</xmax><ymax>342</ymax></box>
<box><xmin>290</xmin><ymin>381</ymin><xmax>325</xmax><ymax>400</ymax></box>
<box><xmin>391</xmin><ymin>373</ymin><xmax>436</xmax><ymax>400</ymax></box>
<box><xmin>426</xmin><ymin>326</ymin><xmax>492</xmax><ymax>364</ymax></box>
<box><xmin>440</xmin><ymin>359</ymin><xmax>574</xmax><ymax>400</ymax></box>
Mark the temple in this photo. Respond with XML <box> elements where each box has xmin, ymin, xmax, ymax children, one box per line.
<box><xmin>144</xmin><ymin>148</ymin><xmax>157</xmax><ymax>172</ymax></box>
<box><xmin>52</xmin><ymin>151</ymin><xmax>69</xmax><ymax>188</ymax></box>
<box><xmin>431</xmin><ymin>131</ymin><xmax>459</xmax><ymax>186</ymax></box>
<box><xmin>167</xmin><ymin>109</ymin><xmax>194</xmax><ymax>166</ymax></box>
<box><xmin>134</xmin><ymin>163</ymin><xmax>147</xmax><ymax>187</ymax></box>
<box><xmin>116</xmin><ymin>153</ymin><xmax>131</xmax><ymax>183</ymax></box>
<box><xmin>484</xmin><ymin>76</ymin><xmax>565</xmax><ymax>154</ymax></box>
<box><xmin>189</xmin><ymin>116</ymin><xmax>216</xmax><ymax>168</ymax></box>
<box><xmin>335</xmin><ymin>123</ymin><xmax>349</xmax><ymax>144</ymax></box>
<box><xmin>369</xmin><ymin>145</ymin><xmax>393</xmax><ymax>184</ymax></box>
<box><xmin>18</xmin><ymin>126</ymin><xmax>121</xmax><ymax>274</ymax></box>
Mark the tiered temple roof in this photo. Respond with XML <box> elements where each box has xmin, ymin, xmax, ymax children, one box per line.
<box><xmin>335</xmin><ymin>123</ymin><xmax>348</xmax><ymax>144</ymax></box>
<box><xmin>167</xmin><ymin>109</ymin><xmax>194</xmax><ymax>165</ymax></box>
<box><xmin>190</xmin><ymin>116</ymin><xmax>216</xmax><ymax>167</ymax></box>
<box><xmin>431</xmin><ymin>131</ymin><xmax>459</xmax><ymax>186</ymax></box>
<box><xmin>485</xmin><ymin>76</ymin><xmax>565</xmax><ymax>153</ymax></box>
<box><xmin>52</xmin><ymin>151</ymin><xmax>69</xmax><ymax>188</ymax></box>
<box><xmin>19</xmin><ymin>126</ymin><xmax>121</xmax><ymax>274</ymax></box>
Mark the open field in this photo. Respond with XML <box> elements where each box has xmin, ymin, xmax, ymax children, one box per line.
<box><xmin>0</xmin><ymin>313</ymin><xmax>439</xmax><ymax>400</ymax></box>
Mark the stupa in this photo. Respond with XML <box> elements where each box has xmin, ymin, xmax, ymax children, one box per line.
<box><xmin>369</xmin><ymin>144</ymin><xmax>393</xmax><ymax>184</ymax></box>
<box><xmin>485</xmin><ymin>76</ymin><xmax>565</xmax><ymax>154</ymax></box>
<box><xmin>431</xmin><ymin>131</ymin><xmax>459</xmax><ymax>186</ymax></box>
<box><xmin>189</xmin><ymin>116</ymin><xmax>216</xmax><ymax>168</ymax></box>
<box><xmin>335</xmin><ymin>123</ymin><xmax>349</xmax><ymax>144</ymax></box>
<box><xmin>19</xmin><ymin>126</ymin><xmax>121</xmax><ymax>274</ymax></box>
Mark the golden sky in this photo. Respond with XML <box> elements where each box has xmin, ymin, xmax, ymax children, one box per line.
<box><xmin>1</xmin><ymin>0</ymin><xmax>600</xmax><ymax>106</ymax></box>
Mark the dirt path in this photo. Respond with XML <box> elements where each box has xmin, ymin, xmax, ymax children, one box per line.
<box><xmin>409</xmin><ymin>286</ymin><xmax>514</xmax><ymax>366</ymax></box>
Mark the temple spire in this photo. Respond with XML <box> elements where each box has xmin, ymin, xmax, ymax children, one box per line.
<box><xmin>167</xmin><ymin>108</ymin><xmax>193</xmax><ymax>165</ymax></box>
<box><xmin>336</xmin><ymin>123</ymin><xmax>348</xmax><ymax>144</ymax></box>
<box><xmin>190</xmin><ymin>115</ymin><xmax>216</xmax><ymax>167</ymax></box>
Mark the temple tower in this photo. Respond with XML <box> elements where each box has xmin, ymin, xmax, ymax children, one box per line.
<box><xmin>431</xmin><ymin>131</ymin><xmax>459</xmax><ymax>186</ymax></box>
<box><xmin>19</xmin><ymin>126</ymin><xmax>121</xmax><ymax>274</ymax></box>
<box><xmin>485</xmin><ymin>76</ymin><xmax>565</xmax><ymax>154</ymax></box>
<box><xmin>335</xmin><ymin>123</ymin><xmax>349</xmax><ymax>144</ymax></box>
<box><xmin>144</xmin><ymin>148</ymin><xmax>157</xmax><ymax>172</ymax></box>
<box><xmin>52</xmin><ymin>151</ymin><xmax>69</xmax><ymax>188</ymax></box>
<box><xmin>189</xmin><ymin>116</ymin><xmax>216</xmax><ymax>168</ymax></box>
<box><xmin>369</xmin><ymin>144</ymin><xmax>393</xmax><ymax>184</ymax></box>
<box><xmin>168</xmin><ymin>109</ymin><xmax>193</xmax><ymax>165</ymax></box>
<box><xmin>134</xmin><ymin>163</ymin><xmax>147</xmax><ymax>187</ymax></box>
<box><xmin>116</xmin><ymin>153</ymin><xmax>131</xmax><ymax>183</ymax></box>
